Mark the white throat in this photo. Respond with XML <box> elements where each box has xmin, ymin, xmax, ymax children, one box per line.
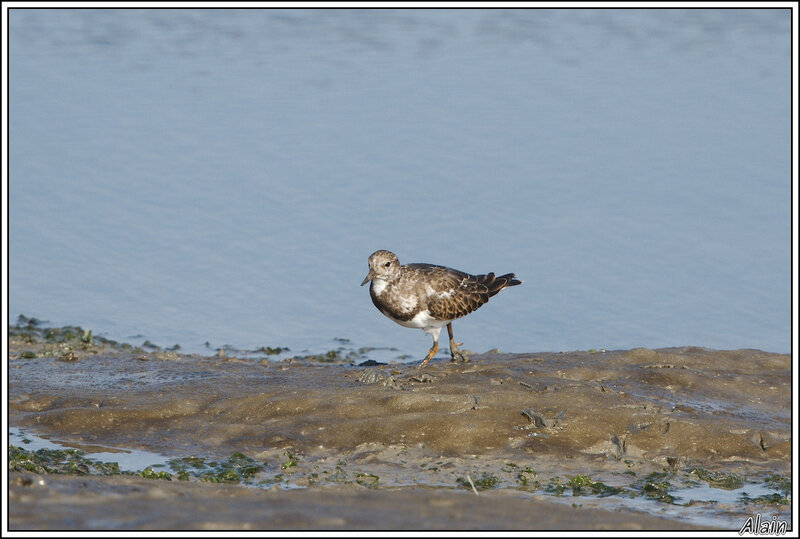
<box><xmin>371</xmin><ymin>277</ymin><xmax>389</xmax><ymax>296</ymax></box>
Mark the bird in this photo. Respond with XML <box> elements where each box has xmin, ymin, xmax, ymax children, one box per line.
<box><xmin>360</xmin><ymin>250</ymin><xmax>522</xmax><ymax>367</ymax></box>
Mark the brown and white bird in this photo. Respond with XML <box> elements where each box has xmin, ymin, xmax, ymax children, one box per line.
<box><xmin>361</xmin><ymin>250</ymin><xmax>522</xmax><ymax>367</ymax></box>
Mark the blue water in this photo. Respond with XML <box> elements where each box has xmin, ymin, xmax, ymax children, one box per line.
<box><xmin>8</xmin><ymin>9</ymin><xmax>792</xmax><ymax>358</ymax></box>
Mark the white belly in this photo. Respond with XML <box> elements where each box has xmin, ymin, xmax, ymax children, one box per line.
<box><xmin>394</xmin><ymin>310</ymin><xmax>448</xmax><ymax>340</ymax></box>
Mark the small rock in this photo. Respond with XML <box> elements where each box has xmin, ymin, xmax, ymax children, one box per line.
<box><xmin>471</xmin><ymin>395</ymin><xmax>480</xmax><ymax>410</ymax></box>
<box><xmin>611</xmin><ymin>434</ymin><xmax>628</xmax><ymax>458</ymax></box>
<box><xmin>11</xmin><ymin>475</ymin><xmax>45</xmax><ymax>488</ymax></box>
<box><xmin>12</xmin><ymin>476</ymin><xmax>33</xmax><ymax>487</ymax></box>
<box><xmin>521</xmin><ymin>409</ymin><xmax>556</xmax><ymax>428</ymax></box>
<box><xmin>58</xmin><ymin>351</ymin><xmax>77</xmax><ymax>362</ymax></box>
<box><xmin>753</xmin><ymin>431</ymin><xmax>768</xmax><ymax>451</ymax></box>
<box><xmin>359</xmin><ymin>359</ymin><xmax>386</xmax><ymax>367</ymax></box>
<box><xmin>358</xmin><ymin>368</ymin><xmax>383</xmax><ymax>384</ymax></box>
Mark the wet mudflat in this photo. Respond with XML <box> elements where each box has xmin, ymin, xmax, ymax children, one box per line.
<box><xmin>8</xmin><ymin>328</ymin><xmax>792</xmax><ymax>531</ymax></box>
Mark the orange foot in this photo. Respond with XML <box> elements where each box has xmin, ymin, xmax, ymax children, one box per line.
<box><xmin>418</xmin><ymin>341</ymin><xmax>439</xmax><ymax>368</ymax></box>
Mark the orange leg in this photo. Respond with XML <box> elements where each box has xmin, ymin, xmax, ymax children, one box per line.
<box><xmin>418</xmin><ymin>340</ymin><xmax>439</xmax><ymax>368</ymax></box>
<box><xmin>447</xmin><ymin>322</ymin><xmax>468</xmax><ymax>363</ymax></box>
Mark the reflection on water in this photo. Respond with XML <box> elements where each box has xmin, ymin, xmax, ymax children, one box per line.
<box><xmin>9</xmin><ymin>9</ymin><xmax>791</xmax><ymax>357</ymax></box>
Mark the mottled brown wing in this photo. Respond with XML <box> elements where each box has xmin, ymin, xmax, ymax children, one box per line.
<box><xmin>407</xmin><ymin>264</ymin><xmax>491</xmax><ymax>321</ymax></box>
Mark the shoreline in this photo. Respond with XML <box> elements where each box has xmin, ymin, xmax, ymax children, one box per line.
<box><xmin>7</xmin><ymin>324</ymin><xmax>792</xmax><ymax>531</ymax></box>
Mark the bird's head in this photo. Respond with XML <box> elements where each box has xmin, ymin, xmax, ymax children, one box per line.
<box><xmin>361</xmin><ymin>250</ymin><xmax>400</xmax><ymax>286</ymax></box>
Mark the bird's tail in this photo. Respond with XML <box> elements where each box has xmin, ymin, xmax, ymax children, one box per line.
<box><xmin>482</xmin><ymin>272</ymin><xmax>522</xmax><ymax>297</ymax></box>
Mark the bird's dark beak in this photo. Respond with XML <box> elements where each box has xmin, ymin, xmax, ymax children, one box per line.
<box><xmin>361</xmin><ymin>269</ymin><xmax>375</xmax><ymax>286</ymax></box>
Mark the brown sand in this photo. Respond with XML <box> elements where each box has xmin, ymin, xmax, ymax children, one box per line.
<box><xmin>8</xmin><ymin>337</ymin><xmax>792</xmax><ymax>531</ymax></box>
<box><xmin>10</xmin><ymin>472</ymin><xmax>706</xmax><ymax>531</ymax></box>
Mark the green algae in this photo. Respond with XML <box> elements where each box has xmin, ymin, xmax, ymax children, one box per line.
<box><xmin>167</xmin><ymin>452</ymin><xmax>266</xmax><ymax>483</ymax></box>
<box><xmin>741</xmin><ymin>493</ymin><xmax>791</xmax><ymax>506</ymax></box>
<box><xmin>9</xmin><ymin>445</ymin><xmax>122</xmax><ymax>476</ymax></box>
<box><xmin>688</xmin><ymin>468</ymin><xmax>744</xmax><ymax>490</ymax></box>
<box><xmin>634</xmin><ymin>471</ymin><xmax>675</xmax><ymax>504</ymax></box>
<box><xmin>285</xmin><ymin>342</ymin><xmax>399</xmax><ymax>364</ymax></box>
<box><xmin>517</xmin><ymin>467</ymin><xmax>540</xmax><ymax>490</ymax></box>
<box><xmin>739</xmin><ymin>474</ymin><xmax>792</xmax><ymax>506</ymax></box>
<box><xmin>764</xmin><ymin>474</ymin><xmax>791</xmax><ymax>496</ymax></box>
<box><xmin>10</xmin><ymin>316</ymin><xmax>130</xmax><ymax>355</ymax></box>
<box><xmin>140</xmin><ymin>467</ymin><xmax>172</xmax><ymax>480</ymax></box>
<box><xmin>544</xmin><ymin>477</ymin><xmax>567</xmax><ymax>496</ymax></box>
<box><xmin>457</xmin><ymin>472</ymin><xmax>499</xmax><ymax>491</ymax></box>
<box><xmin>281</xmin><ymin>451</ymin><xmax>298</xmax><ymax>470</ymax></box>
<box><xmin>258</xmin><ymin>346</ymin><xmax>289</xmax><ymax>355</ymax></box>
<box><xmin>292</xmin><ymin>349</ymin><xmax>345</xmax><ymax>363</ymax></box>
<box><xmin>567</xmin><ymin>475</ymin><xmax>625</xmax><ymax>497</ymax></box>
<box><xmin>355</xmin><ymin>473</ymin><xmax>380</xmax><ymax>488</ymax></box>
<box><xmin>329</xmin><ymin>460</ymin><xmax>350</xmax><ymax>483</ymax></box>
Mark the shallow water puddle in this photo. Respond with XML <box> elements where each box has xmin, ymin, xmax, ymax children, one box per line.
<box><xmin>9</xmin><ymin>426</ymin><xmax>791</xmax><ymax>531</ymax></box>
<box><xmin>9</xmin><ymin>426</ymin><xmax>172</xmax><ymax>472</ymax></box>
<box><xmin>673</xmin><ymin>483</ymin><xmax>778</xmax><ymax>505</ymax></box>
<box><xmin>554</xmin><ymin>483</ymin><xmax>791</xmax><ymax>530</ymax></box>
<box><xmin>10</xmin><ymin>426</ymin><xmax>309</xmax><ymax>488</ymax></box>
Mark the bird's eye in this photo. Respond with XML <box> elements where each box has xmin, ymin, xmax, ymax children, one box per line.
<box><xmin>384</xmin><ymin>261</ymin><xmax>391</xmax><ymax>267</ymax></box>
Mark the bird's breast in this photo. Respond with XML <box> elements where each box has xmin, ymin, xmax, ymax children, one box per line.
<box><xmin>369</xmin><ymin>279</ymin><xmax>420</xmax><ymax>323</ymax></box>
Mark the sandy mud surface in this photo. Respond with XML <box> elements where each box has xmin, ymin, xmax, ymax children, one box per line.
<box><xmin>7</xmin><ymin>328</ymin><xmax>792</xmax><ymax>531</ymax></box>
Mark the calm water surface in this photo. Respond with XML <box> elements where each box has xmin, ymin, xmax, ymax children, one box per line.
<box><xmin>9</xmin><ymin>9</ymin><xmax>791</xmax><ymax>358</ymax></box>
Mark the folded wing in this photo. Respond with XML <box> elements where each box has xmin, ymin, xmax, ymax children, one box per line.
<box><xmin>408</xmin><ymin>263</ymin><xmax>521</xmax><ymax>321</ymax></box>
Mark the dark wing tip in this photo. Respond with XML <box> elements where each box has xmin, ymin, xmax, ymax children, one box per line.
<box><xmin>479</xmin><ymin>272</ymin><xmax>520</xmax><ymax>297</ymax></box>
<box><xmin>498</xmin><ymin>273</ymin><xmax>522</xmax><ymax>286</ymax></box>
